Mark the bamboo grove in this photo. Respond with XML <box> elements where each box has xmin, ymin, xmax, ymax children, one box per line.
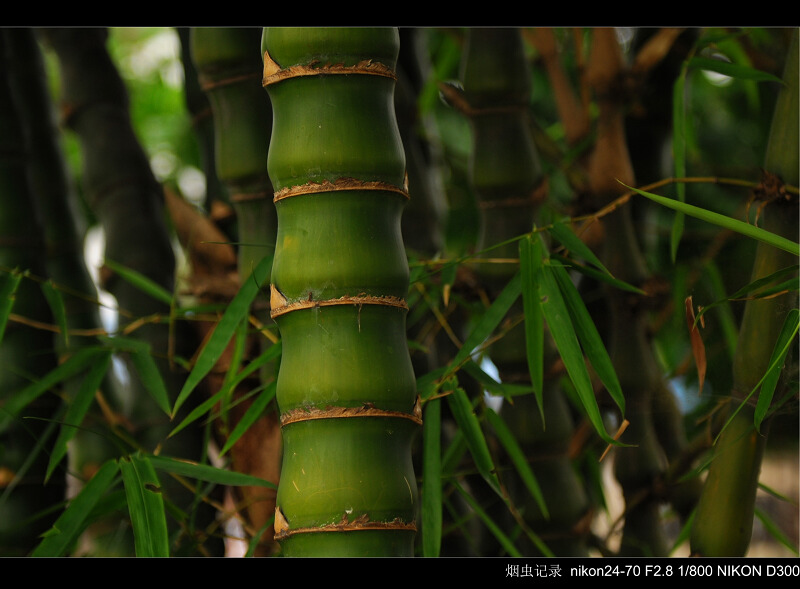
<box><xmin>0</xmin><ymin>27</ymin><xmax>797</xmax><ymax>558</ymax></box>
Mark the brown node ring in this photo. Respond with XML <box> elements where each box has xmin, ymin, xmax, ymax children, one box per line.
<box><xmin>274</xmin><ymin>507</ymin><xmax>417</xmax><ymax>540</ymax></box>
<box><xmin>262</xmin><ymin>49</ymin><xmax>397</xmax><ymax>87</ymax></box>
<box><xmin>269</xmin><ymin>285</ymin><xmax>408</xmax><ymax>319</ymax></box>
<box><xmin>280</xmin><ymin>398</ymin><xmax>423</xmax><ymax>427</ymax></box>
<box><xmin>273</xmin><ymin>176</ymin><xmax>409</xmax><ymax>203</ymax></box>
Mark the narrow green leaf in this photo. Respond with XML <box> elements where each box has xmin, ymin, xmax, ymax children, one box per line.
<box><xmin>148</xmin><ymin>454</ymin><xmax>277</xmax><ymax>489</ymax></box>
<box><xmin>446</xmin><ymin>386</ymin><xmax>501</xmax><ymax>495</ymax></box>
<box><xmin>46</xmin><ymin>352</ymin><xmax>112</xmax><ymax>481</ymax></box>
<box><xmin>451</xmin><ymin>271</ymin><xmax>521</xmax><ymax>369</ymax></box>
<box><xmin>0</xmin><ymin>270</ymin><xmax>23</xmax><ymax>344</ymax></box>
<box><xmin>103</xmin><ymin>258</ymin><xmax>174</xmax><ymax>307</ymax></box>
<box><xmin>690</xmin><ymin>56</ymin><xmax>785</xmax><ymax>83</ymax></box>
<box><xmin>422</xmin><ymin>397</ymin><xmax>442</xmax><ymax>558</ymax></box>
<box><xmin>628</xmin><ymin>184</ymin><xmax>800</xmax><ymax>256</ymax></box>
<box><xmin>0</xmin><ymin>346</ymin><xmax>106</xmax><ymax>433</ymax></box>
<box><xmin>40</xmin><ymin>280</ymin><xmax>69</xmax><ymax>349</ymax></box>
<box><xmin>130</xmin><ymin>346</ymin><xmax>172</xmax><ymax>416</ymax></box>
<box><xmin>119</xmin><ymin>453</ymin><xmax>170</xmax><ymax>557</ymax></box>
<box><xmin>172</xmin><ymin>254</ymin><xmax>272</xmax><ymax>417</ymax></box>
<box><xmin>540</xmin><ymin>264</ymin><xmax>614</xmax><ymax>444</ymax></box>
<box><xmin>484</xmin><ymin>407</ymin><xmax>549</xmax><ymax>520</ymax></box>
<box><xmin>519</xmin><ymin>234</ymin><xmax>544</xmax><ymax>422</ymax></box>
<box><xmin>220</xmin><ymin>380</ymin><xmax>277</xmax><ymax>456</ymax></box>
<box><xmin>550</xmin><ymin>253</ymin><xmax>645</xmax><ymax>294</ymax></box>
<box><xmin>755</xmin><ymin>506</ymin><xmax>800</xmax><ymax>556</ymax></box>
<box><xmin>31</xmin><ymin>459</ymin><xmax>120</xmax><ymax>557</ymax></box>
<box><xmin>548</xmin><ymin>218</ymin><xmax>611</xmax><ymax>276</ymax></box>
<box><xmin>671</xmin><ymin>60</ymin><xmax>689</xmax><ymax>261</ymax></box>
<box><xmin>754</xmin><ymin>309</ymin><xmax>799</xmax><ymax>431</ymax></box>
<box><xmin>697</xmin><ymin>266</ymin><xmax>799</xmax><ymax>323</ymax></box>
<box><xmin>452</xmin><ymin>481</ymin><xmax>521</xmax><ymax>557</ymax></box>
<box><xmin>169</xmin><ymin>340</ymin><xmax>282</xmax><ymax>439</ymax></box>
<box><xmin>462</xmin><ymin>360</ymin><xmax>534</xmax><ymax>399</ymax></box>
<box><xmin>552</xmin><ymin>263</ymin><xmax>625</xmax><ymax>416</ymax></box>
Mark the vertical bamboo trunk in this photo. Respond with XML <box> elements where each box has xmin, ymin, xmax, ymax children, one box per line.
<box><xmin>690</xmin><ymin>30</ymin><xmax>798</xmax><ymax>557</ymax></box>
<box><xmin>262</xmin><ymin>27</ymin><xmax>419</xmax><ymax>557</ymax></box>
<box><xmin>0</xmin><ymin>30</ymin><xmax>64</xmax><ymax>555</ymax></box>
<box><xmin>190</xmin><ymin>26</ymin><xmax>282</xmax><ymax>553</ymax></box>
<box><xmin>461</xmin><ymin>27</ymin><xmax>590</xmax><ymax>556</ymax></box>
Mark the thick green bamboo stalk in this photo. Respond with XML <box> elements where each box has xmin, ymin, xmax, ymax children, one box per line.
<box><xmin>262</xmin><ymin>27</ymin><xmax>418</xmax><ymax>557</ymax></box>
<box><xmin>690</xmin><ymin>30</ymin><xmax>798</xmax><ymax>557</ymax></box>
<box><xmin>191</xmin><ymin>27</ymin><xmax>281</xmax><ymax>553</ymax></box>
<box><xmin>461</xmin><ymin>28</ymin><xmax>590</xmax><ymax>556</ymax></box>
<box><xmin>0</xmin><ymin>30</ymin><xmax>64</xmax><ymax>555</ymax></box>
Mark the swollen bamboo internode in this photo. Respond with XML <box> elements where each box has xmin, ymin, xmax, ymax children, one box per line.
<box><xmin>262</xmin><ymin>27</ymin><xmax>419</xmax><ymax>557</ymax></box>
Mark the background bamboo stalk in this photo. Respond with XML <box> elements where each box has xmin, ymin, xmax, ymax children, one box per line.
<box><xmin>691</xmin><ymin>29</ymin><xmax>799</xmax><ymax>556</ymax></box>
<box><xmin>0</xmin><ymin>30</ymin><xmax>64</xmax><ymax>555</ymax></box>
<box><xmin>460</xmin><ymin>27</ymin><xmax>591</xmax><ymax>556</ymax></box>
<box><xmin>190</xmin><ymin>26</ymin><xmax>281</xmax><ymax>554</ymax></box>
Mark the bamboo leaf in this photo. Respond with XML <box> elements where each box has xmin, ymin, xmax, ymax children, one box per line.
<box><xmin>100</xmin><ymin>335</ymin><xmax>172</xmax><ymax>416</ymax></box>
<box><xmin>0</xmin><ymin>346</ymin><xmax>106</xmax><ymax>433</ymax></box>
<box><xmin>551</xmin><ymin>253</ymin><xmax>645</xmax><ymax>294</ymax></box>
<box><xmin>690</xmin><ymin>56</ymin><xmax>785</xmax><ymax>83</ymax></box>
<box><xmin>40</xmin><ymin>280</ymin><xmax>69</xmax><ymax>349</ymax></box>
<box><xmin>219</xmin><ymin>380</ymin><xmax>277</xmax><ymax>456</ymax></box>
<box><xmin>552</xmin><ymin>262</ymin><xmax>625</xmax><ymax>416</ymax></box>
<box><xmin>671</xmin><ymin>58</ymin><xmax>689</xmax><ymax>261</ymax></box>
<box><xmin>148</xmin><ymin>454</ymin><xmax>277</xmax><ymax>489</ymax></box>
<box><xmin>169</xmin><ymin>340</ymin><xmax>282</xmax><ymax>439</ymax></box>
<box><xmin>172</xmin><ymin>253</ymin><xmax>272</xmax><ymax>417</ymax></box>
<box><xmin>519</xmin><ymin>234</ymin><xmax>544</xmax><ymax>421</ymax></box>
<box><xmin>484</xmin><ymin>407</ymin><xmax>549</xmax><ymax>520</ymax></box>
<box><xmin>452</xmin><ymin>481</ymin><xmax>521</xmax><ymax>557</ymax></box>
<box><xmin>451</xmin><ymin>271</ymin><xmax>521</xmax><ymax>369</ymax></box>
<box><xmin>697</xmin><ymin>266</ymin><xmax>799</xmax><ymax>323</ymax></box>
<box><xmin>0</xmin><ymin>270</ymin><xmax>22</xmax><ymax>344</ymax></box>
<box><xmin>103</xmin><ymin>258</ymin><xmax>174</xmax><ymax>307</ymax></box>
<box><xmin>540</xmin><ymin>263</ymin><xmax>614</xmax><ymax>444</ymax></box>
<box><xmin>462</xmin><ymin>360</ymin><xmax>534</xmax><ymax>399</ymax></box>
<box><xmin>627</xmin><ymin>184</ymin><xmax>800</xmax><ymax>256</ymax></box>
<box><xmin>421</xmin><ymin>397</ymin><xmax>442</xmax><ymax>557</ymax></box>
<box><xmin>46</xmin><ymin>351</ymin><xmax>112</xmax><ymax>482</ymax></box>
<box><xmin>684</xmin><ymin>296</ymin><xmax>707</xmax><ymax>395</ymax></box>
<box><xmin>754</xmin><ymin>309</ymin><xmax>799</xmax><ymax>431</ymax></box>
<box><xmin>548</xmin><ymin>218</ymin><xmax>611</xmax><ymax>276</ymax></box>
<box><xmin>31</xmin><ymin>459</ymin><xmax>120</xmax><ymax>557</ymax></box>
<box><xmin>446</xmin><ymin>386</ymin><xmax>501</xmax><ymax>495</ymax></box>
<box><xmin>119</xmin><ymin>453</ymin><xmax>169</xmax><ymax>557</ymax></box>
<box><xmin>755</xmin><ymin>506</ymin><xmax>800</xmax><ymax>555</ymax></box>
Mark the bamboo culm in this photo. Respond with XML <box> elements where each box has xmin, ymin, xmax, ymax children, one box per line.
<box><xmin>263</xmin><ymin>27</ymin><xmax>419</xmax><ymax>557</ymax></box>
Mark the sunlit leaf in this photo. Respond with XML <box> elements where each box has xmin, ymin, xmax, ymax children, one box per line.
<box><xmin>690</xmin><ymin>56</ymin><xmax>784</xmax><ymax>83</ymax></box>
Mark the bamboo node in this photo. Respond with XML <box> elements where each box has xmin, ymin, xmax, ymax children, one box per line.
<box><xmin>274</xmin><ymin>513</ymin><xmax>417</xmax><ymax>541</ymax></box>
<box><xmin>280</xmin><ymin>403</ymin><xmax>423</xmax><ymax>426</ymax></box>
<box><xmin>270</xmin><ymin>293</ymin><xmax>408</xmax><ymax>318</ymax></box>
<box><xmin>262</xmin><ymin>50</ymin><xmax>397</xmax><ymax>87</ymax></box>
<box><xmin>273</xmin><ymin>177</ymin><xmax>409</xmax><ymax>202</ymax></box>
